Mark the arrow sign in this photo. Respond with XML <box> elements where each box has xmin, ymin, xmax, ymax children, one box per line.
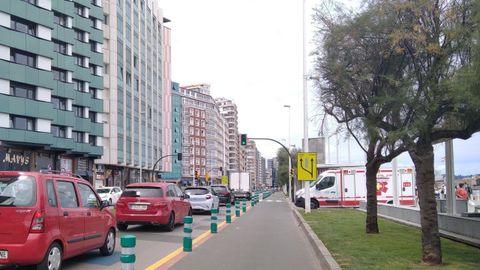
<box><xmin>297</xmin><ymin>152</ymin><xmax>317</xmax><ymax>181</ymax></box>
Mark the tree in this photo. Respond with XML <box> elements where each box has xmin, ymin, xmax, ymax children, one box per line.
<box><xmin>313</xmin><ymin>1</ymin><xmax>410</xmax><ymax>234</ymax></box>
<box><xmin>276</xmin><ymin>147</ymin><xmax>300</xmax><ymax>189</ymax></box>
<box><xmin>314</xmin><ymin>0</ymin><xmax>480</xmax><ymax>265</ymax></box>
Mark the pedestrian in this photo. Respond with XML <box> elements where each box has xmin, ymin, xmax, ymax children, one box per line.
<box><xmin>455</xmin><ymin>183</ymin><xmax>469</xmax><ymax>200</ymax></box>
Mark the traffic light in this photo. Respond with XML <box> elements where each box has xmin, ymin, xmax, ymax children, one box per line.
<box><xmin>177</xmin><ymin>152</ymin><xmax>182</xmax><ymax>161</ymax></box>
<box><xmin>240</xmin><ymin>134</ymin><xmax>247</xmax><ymax>145</ymax></box>
<box><xmin>195</xmin><ymin>170</ymin><xmax>199</xmax><ymax>180</ymax></box>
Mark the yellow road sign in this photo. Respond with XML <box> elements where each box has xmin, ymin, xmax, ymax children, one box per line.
<box><xmin>221</xmin><ymin>176</ymin><xmax>228</xmax><ymax>185</ymax></box>
<box><xmin>297</xmin><ymin>152</ymin><xmax>317</xmax><ymax>181</ymax></box>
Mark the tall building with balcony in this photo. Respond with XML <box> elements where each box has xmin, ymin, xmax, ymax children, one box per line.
<box><xmin>0</xmin><ymin>0</ymin><xmax>104</xmax><ymax>180</ymax></box>
<box><xmin>245</xmin><ymin>140</ymin><xmax>258</xmax><ymax>187</ymax></box>
<box><xmin>215</xmin><ymin>98</ymin><xmax>242</xmax><ymax>175</ymax></box>
<box><xmin>99</xmin><ymin>0</ymin><xmax>166</xmax><ymax>186</ymax></box>
<box><xmin>180</xmin><ymin>84</ymin><xmax>226</xmax><ymax>185</ymax></box>
<box><xmin>160</xmin><ymin>81</ymin><xmax>182</xmax><ymax>180</ymax></box>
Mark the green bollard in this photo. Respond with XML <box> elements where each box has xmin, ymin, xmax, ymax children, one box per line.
<box><xmin>183</xmin><ymin>216</ymin><xmax>193</xmax><ymax>252</ymax></box>
<box><xmin>211</xmin><ymin>208</ymin><xmax>218</xmax><ymax>233</ymax></box>
<box><xmin>120</xmin><ymin>235</ymin><xmax>136</xmax><ymax>270</ymax></box>
<box><xmin>226</xmin><ymin>203</ymin><xmax>232</xmax><ymax>223</ymax></box>
<box><xmin>235</xmin><ymin>201</ymin><xmax>241</xmax><ymax>217</ymax></box>
<box><xmin>242</xmin><ymin>199</ymin><xmax>247</xmax><ymax>213</ymax></box>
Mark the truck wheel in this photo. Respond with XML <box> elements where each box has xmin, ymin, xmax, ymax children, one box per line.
<box><xmin>310</xmin><ymin>199</ymin><xmax>319</xmax><ymax>209</ymax></box>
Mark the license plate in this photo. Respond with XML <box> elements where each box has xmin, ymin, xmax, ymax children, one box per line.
<box><xmin>0</xmin><ymin>250</ymin><xmax>7</xmax><ymax>259</ymax></box>
<box><xmin>130</xmin><ymin>205</ymin><xmax>147</xmax><ymax>211</ymax></box>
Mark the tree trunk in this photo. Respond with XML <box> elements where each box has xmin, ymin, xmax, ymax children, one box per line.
<box><xmin>365</xmin><ymin>161</ymin><xmax>381</xmax><ymax>233</ymax></box>
<box><xmin>409</xmin><ymin>141</ymin><xmax>442</xmax><ymax>265</ymax></box>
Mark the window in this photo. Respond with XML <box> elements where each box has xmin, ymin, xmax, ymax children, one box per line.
<box><xmin>90</xmin><ymin>41</ymin><xmax>97</xmax><ymax>52</ymax></box>
<box><xmin>54</xmin><ymin>12</ymin><xmax>68</xmax><ymax>27</ymax></box>
<box><xmin>10</xmin><ymin>115</ymin><xmax>35</xmax><ymax>131</ymax></box>
<box><xmin>10</xmin><ymin>49</ymin><xmax>36</xmax><ymax>67</ymax></box>
<box><xmin>73</xmin><ymin>54</ymin><xmax>84</xmax><ymax>66</ymax></box>
<box><xmin>89</xmin><ymin>87</ymin><xmax>97</xmax><ymax>99</ymax></box>
<box><xmin>72</xmin><ymin>79</ymin><xmax>84</xmax><ymax>91</ymax></box>
<box><xmin>74</xmin><ymin>4</ymin><xmax>85</xmax><ymax>17</ymax></box>
<box><xmin>78</xmin><ymin>183</ymin><xmax>100</xmax><ymax>208</ymax></box>
<box><xmin>53</xmin><ymin>39</ymin><xmax>68</xmax><ymax>54</ymax></box>
<box><xmin>104</xmin><ymin>14</ymin><xmax>109</xmax><ymax>25</ymax></box>
<box><xmin>74</xmin><ymin>29</ymin><xmax>85</xmax><ymax>41</ymax></box>
<box><xmin>90</xmin><ymin>64</ymin><xmax>96</xmax><ymax>75</ymax></box>
<box><xmin>52</xmin><ymin>68</ymin><xmax>67</xmax><ymax>82</ymax></box>
<box><xmin>104</xmin><ymin>64</ymin><xmax>109</xmax><ymax>74</ymax></box>
<box><xmin>89</xmin><ymin>111</ymin><xmax>96</xmax><ymax>122</ymax></box>
<box><xmin>90</xmin><ymin>17</ymin><xmax>96</xmax><ymax>28</ymax></box>
<box><xmin>89</xmin><ymin>135</ymin><xmax>96</xmax><ymax>146</ymax></box>
<box><xmin>10</xmin><ymin>81</ymin><xmax>35</xmax><ymax>100</ymax></box>
<box><xmin>11</xmin><ymin>16</ymin><xmax>36</xmax><ymax>36</ymax></box>
<box><xmin>58</xmin><ymin>181</ymin><xmax>78</xmax><ymax>208</ymax></box>
<box><xmin>51</xmin><ymin>125</ymin><xmax>66</xmax><ymax>138</ymax></box>
<box><xmin>72</xmin><ymin>131</ymin><xmax>84</xmax><ymax>143</ymax></box>
<box><xmin>46</xmin><ymin>180</ymin><xmax>57</xmax><ymax>207</ymax></box>
<box><xmin>316</xmin><ymin>176</ymin><xmax>335</xmax><ymax>190</ymax></box>
<box><xmin>72</xmin><ymin>105</ymin><xmax>84</xmax><ymax>118</ymax></box>
<box><xmin>52</xmin><ymin>96</ymin><xmax>67</xmax><ymax>110</ymax></box>
<box><xmin>166</xmin><ymin>186</ymin><xmax>176</xmax><ymax>197</ymax></box>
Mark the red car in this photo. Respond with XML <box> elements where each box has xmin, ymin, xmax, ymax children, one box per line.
<box><xmin>0</xmin><ymin>171</ymin><xmax>116</xmax><ymax>269</ymax></box>
<box><xmin>115</xmin><ymin>182</ymin><xmax>192</xmax><ymax>232</ymax></box>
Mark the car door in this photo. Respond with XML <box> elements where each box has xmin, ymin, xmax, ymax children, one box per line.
<box><xmin>78</xmin><ymin>182</ymin><xmax>105</xmax><ymax>250</ymax></box>
<box><xmin>166</xmin><ymin>185</ymin><xmax>180</xmax><ymax>222</ymax></box>
<box><xmin>174</xmin><ymin>186</ymin><xmax>189</xmax><ymax>217</ymax></box>
<box><xmin>56</xmin><ymin>179</ymin><xmax>85</xmax><ymax>256</ymax></box>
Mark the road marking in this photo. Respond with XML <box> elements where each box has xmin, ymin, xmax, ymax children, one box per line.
<box><xmin>264</xmin><ymin>200</ymin><xmax>283</xmax><ymax>203</ymax></box>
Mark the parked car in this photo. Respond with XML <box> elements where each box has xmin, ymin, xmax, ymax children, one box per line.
<box><xmin>184</xmin><ymin>186</ymin><xmax>219</xmax><ymax>213</ymax></box>
<box><xmin>232</xmin><ymin>190</ymin><xmax>252</xmax><ymax>201</ymax></box>
<box><xmin>0</xmin><ymin>171</ymin><xmax>116</xmax><ymax>269</ymax></box>
<box><xmin>210</xmin><ymin>185</ymin><xmax>234</xmax><ymax>205</ymax></box>
<box><xmin>116</xmin><ymin>182</ymin><xmax>192</xmax><ymax>232</ymax></box>
<box><xmin>96</xmin><ymin>186</ymin><xmax>122</xmax><ymax>205</ymax></box>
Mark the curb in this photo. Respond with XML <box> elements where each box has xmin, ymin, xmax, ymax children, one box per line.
<box><xmin>288</xmin><ymin>200</ymin><xmax>342</xmax><ymax>270</ymax></box>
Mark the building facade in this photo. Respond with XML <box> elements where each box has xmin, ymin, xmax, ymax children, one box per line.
<box><xmin>160</xmin><ymin>81</ymin><xmax>182</xmax><ymax>179</ymax></box>
<box><xmin>0</xmin><ymin>0</ymin><xmax>104</xmax><ymax>181</ymax></box>
<box><xmin>99</xmin><ymin>0</ymin><xmax>166</xmax><ymax>187</ymax></box>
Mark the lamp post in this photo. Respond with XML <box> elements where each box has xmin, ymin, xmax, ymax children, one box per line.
<box><xmin>283</xmin><ymin>105</ymin><xmax>292</xmax><ymax>202</ymax></box>
<box><xmin>303</xmin><ymin>0</ymin><xmax>311</xmax><ymax>213</ymax></box>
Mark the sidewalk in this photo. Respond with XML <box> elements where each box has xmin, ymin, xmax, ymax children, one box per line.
<box><xmin>167</xmin><ymin>192</ymin><xmax>323</xmax><ymax>270</ymax></box>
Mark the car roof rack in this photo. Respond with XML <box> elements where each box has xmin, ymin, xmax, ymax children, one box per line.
<box><xmin>39</xmin><ymin>169</ymin><xmax>87</xmax><ymax>180</ymax></box>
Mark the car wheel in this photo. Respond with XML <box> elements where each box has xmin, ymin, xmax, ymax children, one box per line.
<box><xmin>117</xmin><ymin>223</ymin><xmax>128</xmax><ymax>231</ymax></box>
<box><xmin>37</xmin><ymin>242</ymin><xmax>62</xmax><ymax>270</ymax></box>
<box><xmin>99</xmin><ymin>229</ymin><xmax>116</xmax><ymax>256</ymax></box>
<box><xmin>310</xmin><ymin>199</ymin><xmax>320</xmax><ymax>209</ymax></box>
<box><xmin>165</xmin><ymin>212</ymin><xmax>175</xmax><ymax>232</ymax></box>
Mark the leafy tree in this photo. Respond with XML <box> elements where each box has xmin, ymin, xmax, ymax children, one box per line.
<box><xmin>276</xmin><ymin>148</ymin><xmax>300</xmax><ymax>190</ymax></box>
<box><xmin>314</xmin><ymin>0</ymin><xmax>480</xmax><ymax>265</ymax></box>
<box><xmin>313</xmin><ymin>1</ymin><xmax>410</xmax><ymax>234</ymax></box>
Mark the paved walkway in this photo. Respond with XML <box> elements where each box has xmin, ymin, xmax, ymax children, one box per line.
<box><xmin>169</xmin><ymin>192</ymin><xmax>323</xmax><ymax>270</ymax></box>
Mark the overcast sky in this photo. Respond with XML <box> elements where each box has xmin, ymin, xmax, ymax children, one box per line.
<box><xmin>158</xmin><ymin>0</ymin><xmax>480</xmax><ymax>176</ymax></box>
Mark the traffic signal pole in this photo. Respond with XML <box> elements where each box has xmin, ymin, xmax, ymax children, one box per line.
<box><xmin>151</xmin><ymin>153</ymin><xmax>182</xmax><ymax>181</ymax></box>
<box><xmin>246</xmin><ymin>137</ymin><xmax>295</xmax><ymax>202</ymax></box>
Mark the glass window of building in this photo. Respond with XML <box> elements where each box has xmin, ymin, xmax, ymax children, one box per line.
<box><xmin>10</xmin><ymin>81</ymin><xmax>35</xmax><ymax>100</ymax></box>
<box><xmin>73</xmin><ymin>54</ymin><xmax>84</xmax><ymax>66</ymax></box>
<box><xmin>72</xmin><ymin>105</ymin><xmax>84</xmax><ymax>118</ymax></box>
<box><xmin>72</xmin><ymin>131</ymin><xmax>84</xmax><ymax>143</ymax></box>
<box><xmin>89</xmin><ymin>135</ymin><xmax>96</xmax><ymax>146</ymax></box>
<box><xmin>52</xmin><ymin>96</ymin><xmax>67</xmax><ymax>110</ymax></box>
<box><xmin>10</xmin><ymin>49</ymin><xmax>36</xmax><ymax>68</ymax></box>
<box><xmin>52</xmin><ymin>68</ymin><xmax>67</xmax><ymax>82</ymax></box>
<box><xmin>74</xmin><ymin>29</ymin><xmax>85</xmax><ymax>42</ymax></box>
<box><xmin>54</xmin><ymin>12</ymin><xmax>68</xmax><ymax>27</ymax></box>
<box><xmin>74</xmin><ymin>4</ymin><xmax>85</xmax><ymax>17</ymax></box>
<box><xmin>11</xmin><ymin>16</ymin><xmax>36</xmax><ymax>36</ymax></box>
<box><xmin>89</xmin><ymin>111</ymin><xmax>96</xmax><ymax>122</ymax></box>
<box><xmin>51</xmin><ymin>125</ymin><xmax>66</xmax><ymax>138</ymax></box>
<box><xmin>53</xmin><ymin>40</ymin><xmax>68</xmax><ymax>54</ymax></box>
<box><xmin>10</xmin><ymin>115</ymin><xmax>35</xmax><ymax>131</ymax></box>
<box><xmin>72</xmin><ymin>79</ymin><xmax>84</xmax><ymax>91</ymax></box>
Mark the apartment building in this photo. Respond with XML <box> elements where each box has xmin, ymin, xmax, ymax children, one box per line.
<box><xmin>180</xmin><ymin>84</ymin><xmax>227</xmax><ymax>185</ymax></box>
<box><xmin>0</xmin><ymin>0</ymin><xmax>104</xmax><ymax>180</ymax></box>
<box><xmin>98</xmin><ymin>0</ymin><xmax>166</xmax><ymax>187</ymax></box>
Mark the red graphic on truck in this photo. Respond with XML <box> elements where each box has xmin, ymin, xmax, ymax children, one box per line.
<box><xmin>376</xmin><ymin>181</ymin><xmax>389</xmax><ymax>195</ymax></box>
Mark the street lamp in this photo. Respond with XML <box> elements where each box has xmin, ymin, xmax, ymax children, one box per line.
<box><xmin>283</xmin><ymin>105</ymin><xmax>292</xmax><ymax>202</ymax></box>
<box><xmin>303</xmin><ymin>0</ymin><xmax>311</xmax><ymax>213</ymax></box>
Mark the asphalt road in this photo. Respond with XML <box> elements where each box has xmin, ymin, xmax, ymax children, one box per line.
<box><xmin>170</xmin><ymin>192</ymin><xmax>322</xmax><ymax>270</ymax></box>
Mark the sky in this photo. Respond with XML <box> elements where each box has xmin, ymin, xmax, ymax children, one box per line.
<box><xmin>158</xmin><ymin>0</ymin><xmax>480</xmax><ymax>176</ymax></box>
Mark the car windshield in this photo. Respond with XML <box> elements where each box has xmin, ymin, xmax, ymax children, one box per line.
<box><xmin>96</xmin><ymin>188</ymin><xmax>111</xmax><ymax>194</ymax></box>
<box><xmin>122</xmin><ymin>187</ymin><xmax>163</xmax><ymax>197</ymax></box>
<box><xmin>184</xmin><ymin>188</ymin><xmax>209</xmax><ymax>195</ymax></box>
<box><xmin>211</xmin><ymin>186</ymin><xmax>227</xmax><ymax>193</ymax></box>
<box><xmin>0</xmin><ymin>175</ymin><xmax>36</xmax><ymax>207</ymax></box>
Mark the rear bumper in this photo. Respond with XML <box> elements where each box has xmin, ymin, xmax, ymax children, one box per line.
<box><xmin>116</xmin><ymin>213</ymin><xmax>170</xmax><ymax>226</ymax></box>
<box><xmin>190</xmin><ymin>201</ymin><xmax>214</xmax><ymax>211</ymax></box>
<box><xmin>0</xmin><ymin>233</ymin><xmax>49</xmax><ymax>266</ymax></box>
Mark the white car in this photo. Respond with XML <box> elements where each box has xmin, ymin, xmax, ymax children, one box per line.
<box><xmin>184</xmin><ymin>186</ymin><xmax>219</xmax><ymax>213</ymax></box>
<box><xmin>96</xmin><ymin>186</ymin><xmax>122</xmax><ymax>205</ymax></box>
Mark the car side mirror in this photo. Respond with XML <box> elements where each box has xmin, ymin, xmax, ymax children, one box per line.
<box><xmin>100</xmin><ymin>200</ymin><xmax>109</xmax><ymax>209</ymax></box>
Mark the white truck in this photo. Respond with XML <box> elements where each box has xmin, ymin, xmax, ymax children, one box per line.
<box><xmin>295</xmin><ymin>167</ymin><xmax>415</xmax><ymax>208</ymax></box>
<box><xmin>229</xmin><ymin>172</ymin><xmax>250</xmax><ymax>191</ymax></box>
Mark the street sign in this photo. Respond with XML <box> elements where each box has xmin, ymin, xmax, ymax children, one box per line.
<box><xmin>221</xmin><ymin>176</ymin><xmax>228</xmax><ymax>185</ymax></box>
<box><xmin>297</xmin><ymin>152</ymin><xmax>317</xmax><ymax>181</ymax></box>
